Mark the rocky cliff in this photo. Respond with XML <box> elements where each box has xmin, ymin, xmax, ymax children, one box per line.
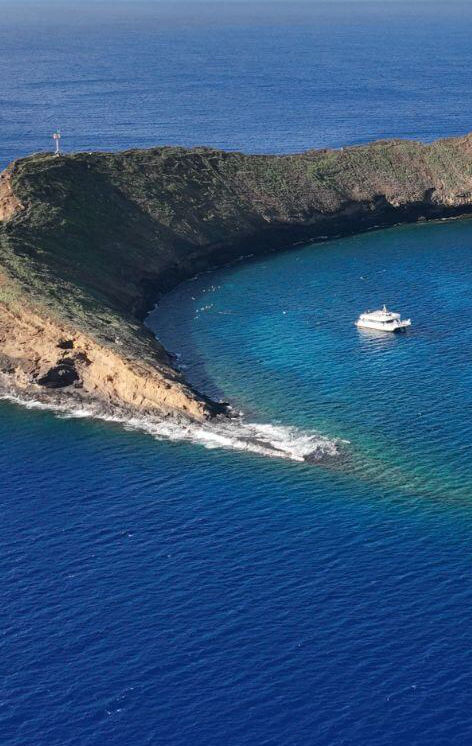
<box><xmin>1</xmin><ymin>134</ymin><xmax>472</xmax><ymax>420</ymax></box>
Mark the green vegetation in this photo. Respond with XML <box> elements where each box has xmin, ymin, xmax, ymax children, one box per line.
<box><xmin>1</xmin><ymin>134</ymin><xmax>472</xmax><ymax>366</ymax></box>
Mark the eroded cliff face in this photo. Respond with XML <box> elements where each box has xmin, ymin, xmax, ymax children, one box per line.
<box><xmin>0</xmin><ymin>171</ymin><xmax>23</xmax><ymax>222</ymax></box>
<box><xmin>1</xmin><ymin>135</ymin><xmax>472</xmax><ymax>421</ymax></box>
<box><xmin>0</xmin><ymin>295</ymin><xmax>219</xmax><ymax>420</ymax></box>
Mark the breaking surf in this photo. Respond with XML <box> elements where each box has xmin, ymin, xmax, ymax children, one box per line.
<box><xmin>0</xmin><ymin>383</ymin><xmax>344</xmax><ymax>465</ymax></box>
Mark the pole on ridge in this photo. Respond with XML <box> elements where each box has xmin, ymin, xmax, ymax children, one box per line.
<box><xmin>52</xmin><ymin>131</ymin><xmax>61</xmax><ymax>156</ymax></box>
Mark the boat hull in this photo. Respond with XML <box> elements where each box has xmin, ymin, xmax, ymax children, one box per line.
<box><xmin>356</xmin><ymin>320</ymin><xmax>410</xmax><ymax>332</ymax></box>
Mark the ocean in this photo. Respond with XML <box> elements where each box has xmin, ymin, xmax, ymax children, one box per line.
<box><xmin>3</xmin><ymin>2</ymin><xmax>472</xmax><ymax>744</ymax></box>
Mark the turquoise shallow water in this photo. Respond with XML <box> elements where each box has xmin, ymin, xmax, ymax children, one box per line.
<box><xmin>152</xmin><ymin>219</ymin><xmax>472</xmax><ymax>502</ymax></box>
<box><xmin>4</xmin><ymin>220</ymin><xmax>472</xmax><ymax>745</ymax></box>
<box><xmin>3</xmin><ymin>1</ymin><xmax>472</xmax><ymax>743</ymax></box>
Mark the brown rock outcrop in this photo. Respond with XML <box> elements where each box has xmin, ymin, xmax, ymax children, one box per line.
<box><xmin>0</xmin><ymin>171</ymin><xmax>23</xmax><ymax>222</ymax></box>
<box><xmin>1</xmin><ymin>135</ymin><xmax>472</xmax><ymax>423</ymax></box>
<box><xmin>0</xmin><ymin>300</ymin><xmax>219</xmax><ymax>419</ymax></box>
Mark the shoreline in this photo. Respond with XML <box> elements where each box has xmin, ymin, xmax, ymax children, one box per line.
<box><xmin>0</xmin><ymin>373</ymin><xmax>344</xmax><ymax>464</ymax></box>
<box><xmin>1</xmin><ymin>134</ymin><xmax>472</xmax><ymax>437</ymax></box>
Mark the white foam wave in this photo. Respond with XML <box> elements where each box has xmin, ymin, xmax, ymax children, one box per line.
<box><xmin>126</xmin><ymin>417</ymin><xmax>342</xmax><ymax>462</ymax></box>
<box><xmin>0</xmin><ymin>386</ymin><xmax>343</xmax><ymax>464</ymax></box>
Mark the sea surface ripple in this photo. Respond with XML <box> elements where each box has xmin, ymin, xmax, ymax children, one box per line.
<box><xmin>3</xmin><ymin>2</ymin><xmax>472</xmax><ymax>744</ymax></box>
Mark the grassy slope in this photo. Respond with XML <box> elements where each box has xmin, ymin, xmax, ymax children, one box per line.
<box><xmin>1</xmin><ymin>135</ymin><xmax>472</xmax><ymax>364</ymax></box>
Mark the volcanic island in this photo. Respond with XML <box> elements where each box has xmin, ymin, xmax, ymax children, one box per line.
<box><xmin>1</xmin><ymin>134</ymin><xmax>472</xmax><ymax>425</ymax></box>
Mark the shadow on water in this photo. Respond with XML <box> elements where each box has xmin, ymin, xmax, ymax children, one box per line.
<box><xmin>147</xmin><ymin>280</ymin><xmax>394</xmax><ymax>480</ymax></box>
<box><xmin>147</xmin><ymin>221</ymin><xmax>472</xmax><ymax>502</ymax></box>
<box><xmin>147</xmin><ymin>276</ymin><xmax>232</xmax><ymax>409</ymax></box>
<box><xmin>147</xmin><ymin>273</ymin><xmax>352</xmax><ymax>468</ymax></box>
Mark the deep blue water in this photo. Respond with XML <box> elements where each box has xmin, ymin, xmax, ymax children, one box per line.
<box><xmin>2</xmin><ymin>0</ymin><xmax>472</xmax><ymax>168</ymax></box>
<box><xmin>3</xmin><ymin>3</ymin><xmax>472</xmax><ymax>744</ymax></box>
<box><xmin>152</xmin><ymin>220</ymin><xmax>472</xmax><ymax>502</ymax></box>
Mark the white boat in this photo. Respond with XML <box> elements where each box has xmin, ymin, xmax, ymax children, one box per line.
<box><xmin>355</xmin><ymin>305</ymin><xmax>411</xmax><ymax>332</ymax></box>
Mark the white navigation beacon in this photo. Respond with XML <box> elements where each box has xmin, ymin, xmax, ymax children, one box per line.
<box><xmin>355</xmin><ymin>305</ymin><xmax>411</xmax><ymax>332</ymax></box>
<box><xmin>52</xmin><ymin>130</ymin><xmax>61</xmax><ymax>156</ymax></box>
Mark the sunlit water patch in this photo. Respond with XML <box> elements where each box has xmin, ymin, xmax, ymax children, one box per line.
<box><xmin>5</xmin><ymin>4</ymin><xmax>472</xmax><ymax>743</ymax></box>
<box><xmin>150</xmin><ymin>218</ymin><xmax>472</xmax><ymax>500</ymax></box>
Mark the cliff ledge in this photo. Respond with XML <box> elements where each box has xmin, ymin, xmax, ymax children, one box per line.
<box><xmin>1</xmin><ymin>134</ymin><xmax>472</xmax><ymax>420</ymax></box>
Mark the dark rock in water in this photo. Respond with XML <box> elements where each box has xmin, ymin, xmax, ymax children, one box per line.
<box><xmin>304</xmin><ymin>442</ymin><xmax>352</xmax><ymax>468</ymax></box>
<box><xmin>303</xmin><ymin>451</ymin><xmax>331</xmax><ymax>465</ymax></box>
<box><xmin>38</xmin><ymin>360</ymin><xmax>79</xmax><ymax>388</ymax></box>
<box><xmin>203</xmin><ymin>398</ymin><xmax>231</xmax><ymax>418</ymax></box>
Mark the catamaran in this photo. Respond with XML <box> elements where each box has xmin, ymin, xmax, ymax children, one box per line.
<box><xmin>356</xmin><ymin>305</ymin><xmax>411</xmax><ymax>332</ymax></box>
